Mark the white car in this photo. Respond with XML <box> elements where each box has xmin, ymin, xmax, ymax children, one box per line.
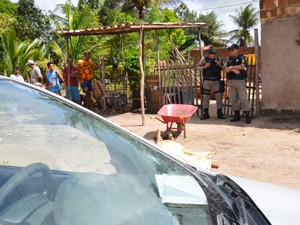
<box><xmin>0</xmin><ymin>76</ymin><xmax>299</xmax><ymax>225</ymax></box>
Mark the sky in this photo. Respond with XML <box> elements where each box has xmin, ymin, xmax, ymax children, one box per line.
<box><xmin>11</xmin><ymin>0</ymin><xmax>261</xmax><ymax>40</ymax></box>
<box><xmin>183</xmin><ymin>0</ymin><xmax>260</xmax><ymax>32</ymax></box>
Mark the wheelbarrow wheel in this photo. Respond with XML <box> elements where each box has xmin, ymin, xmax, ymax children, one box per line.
<box><xmin>176</xmin><ymin>123</ymin><xmax>183</xmax><ymax>134</ymax></box>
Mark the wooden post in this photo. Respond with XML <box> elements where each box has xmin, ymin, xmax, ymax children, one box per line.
<box><xmin>139</xmin><ymin>27</ymin><xmax>145</xmax><ymax>126</ymax></box>
<box><xmin>198</xmin><ymin>28</ymin><xmax>204</xmax><ymax>117</ymax></box>
<box><xmin>156</xmin><ymin>31</ymin><xmax>162</xmax><ymax>109</ymax></box>
<box><xmin>99</xmin><ymin>55</ymin><xmax>106</xmax><ymax>112</ymax></box>
<box><xmin>254</xmin><ymin>29</ymin><xmax>260</xmax><ymax>117</ymax></box>
<box><xmin>66</xmin><ymin>36</ymin><xmax>72</xmax><ymax>101</ymax></box>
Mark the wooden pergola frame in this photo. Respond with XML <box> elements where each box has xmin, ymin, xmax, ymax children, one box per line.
<box><xmin>59</xmin><ymin>22</ymin><xmax>206</xmax><ymax>125</ymax></box>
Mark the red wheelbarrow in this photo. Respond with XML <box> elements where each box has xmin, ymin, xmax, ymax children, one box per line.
<box><xmin>154</xmin><ymin>104</ymin><xmax>198</xmax><ymax>138</ymax></box>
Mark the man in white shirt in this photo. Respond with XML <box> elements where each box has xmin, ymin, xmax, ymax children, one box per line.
<box><xmin>10</xmin><ymin>66</ymin><xmax>25</xmax><ymax>82</ymax></box>
<box><xmin>27</xmin><ymin>59</ymin><xmax>43</xmax><ymax>86</ymax></box>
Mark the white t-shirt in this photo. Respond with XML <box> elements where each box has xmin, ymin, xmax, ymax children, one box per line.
<box><xmin>10</xmin><ymin>74</ymin><xmax>25</xmax><ymax>82</ymax></box>
<box><xmin>30</xmin><ymin>66</ymin><xmax>42</xmax><ymax>86</ymax></box>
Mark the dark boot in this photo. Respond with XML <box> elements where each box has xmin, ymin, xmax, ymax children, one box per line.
<box><xmin>217</xmin><ymin>109</ymin><xmax>226</xmax><ymax>119</ymax></box>
<box><xmin>200</xmin><ymin>108</ymin><xmax>210</xmax><ymax>120</ymax></box>
<box><xmin>230</xmin><ymin>110</ymin><xmax>240</xmax><ymax>122</ymax></box>
<box><xmin>245</xmin><ymin>111</ymin><xmax>251</xmax><ymax>124</ymax></box>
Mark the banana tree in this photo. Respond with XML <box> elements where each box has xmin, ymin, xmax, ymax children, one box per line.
<box><xmin>1</xmin><ymin>30</ymin><xmax>40</xmax><ymax>78</ymax></box>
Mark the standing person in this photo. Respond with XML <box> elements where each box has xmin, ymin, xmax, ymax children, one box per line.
<box><xmin>199</xmin><ymin>47</ymin><xmax>225</xmax><ymax>120</ymax></box>
<box><xmin>77</xmin><ymin>52</ymin><xmax>100</xmax><ymax>109</ymax></box>
<box><xmin>46</xmin><ymin>61</ymin><xmax>64</xmax><ymax>95</ymax></box>
<box><xmin>223</xmin><ymin>44</ymin><xmax>251</xmax><ymax>124</ymax></box>
<box><xmin>63</xmin><ymin>57</ymin><xmax>80</xmax><ymax>104</ymax></box>
<box><xmin>10</xmin><ymin>66</ymin><xmax>25</xmax><ymax>82</ymax></box>
<box><xmin>26</xmin><ymin>60</ymin><xmax>43</xmax><ymax>86</ymax></box>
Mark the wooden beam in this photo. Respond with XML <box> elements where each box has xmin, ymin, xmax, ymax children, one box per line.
<box><xmin>139</xmin><ymin>27</ymin><xmax>145</xmax><ymax>126</ymax></box>
<box><xmin>198</xmin><ymin>28</ymin><xmax>204</xmax><ymax>117</ymax></box>
<box><xmin>254</xmin><ymin>29</ymin><xmax>260</xmax><ymax>117</ymax></box>
<box><xmin>58</xmin><ymin>22</ymin><xmax>206</xmax><ymax>37</ymax></box>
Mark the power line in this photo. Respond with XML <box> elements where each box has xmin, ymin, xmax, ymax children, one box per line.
<box><xmin>195</xmin><ymin>1</ymin><xmax>257</xmax><ymax>12</ymax></box>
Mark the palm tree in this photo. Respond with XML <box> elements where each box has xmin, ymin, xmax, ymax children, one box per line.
<box><xmin>1</xmin><ymin>30</ymin><xmax>40</xmax><ymax>77</ymax></box>
<box><xmin>228</xmin><ymin>4</ymin><xmax>259</xmax><ymax>47</ymax></box>
<box><xmin>198</xmin><ymin>12</ymin><xmax>226</xmax><ymax>47</ymax></box>
<box><xmin>54</xmin><ymin>0</ymin><xmax>101</xmax><ymax>62</ymax></box>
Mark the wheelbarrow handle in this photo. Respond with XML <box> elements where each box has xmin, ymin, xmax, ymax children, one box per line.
<box><xmin>151</xmin><ymin>116</ymin><xmax>166</xmax><ymax>124</ymax></box>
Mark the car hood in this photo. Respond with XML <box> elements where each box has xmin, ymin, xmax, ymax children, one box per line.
<box><xmin>230</xmin><ymin>176</ymin><xmax>300</xmax><ymax>225</ymax></box>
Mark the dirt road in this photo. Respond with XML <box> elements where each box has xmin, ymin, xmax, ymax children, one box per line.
<box><xmin>107</xmin><ymin>111</ymin><xmax>300</xmax><ymax>189</ymax></box>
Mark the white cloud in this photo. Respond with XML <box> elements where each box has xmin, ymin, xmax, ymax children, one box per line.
<box><xmin>10</xmin><ymin>0</ymin><xmax>79</xmax><ymax>11</ymax></box>
<box><xmin>36</xmin><ymin>0</ymin><xmax>78</xmax><ymax>11</ymax></box>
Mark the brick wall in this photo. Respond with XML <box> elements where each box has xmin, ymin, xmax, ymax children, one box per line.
<box><xmin>260</xmin><ymin>0</ymin><xmax>300</xmax><ymax>21</ymax></box>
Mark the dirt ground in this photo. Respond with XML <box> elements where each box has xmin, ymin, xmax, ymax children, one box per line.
<box><xmin>106</xmin><ymin>106</ymin><xmax>300</xmax><ymax>190</ymax></box>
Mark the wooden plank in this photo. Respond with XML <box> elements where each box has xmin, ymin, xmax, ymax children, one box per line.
<box><xmin>166</xmin><ymin>61</ymin><xmax>171</xmax><ymax>104</ymax></box>
<box><xmin>170</xmin><ymin>61</ymin><xmax>176</xmax><ymax>104</ymax></box>
<box><xmin>176</xmin><ymin>60</ymin><xmax>181</xmax><ymax>104</ymax></box>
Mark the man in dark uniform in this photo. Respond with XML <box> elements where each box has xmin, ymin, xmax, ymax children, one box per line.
<box><xmin>199</xmin><ymin>47</ymin><xmax>225</xmax><ymax>120</ymax></box>
<box><xmin>223</xmin><ymin>44</ymin><xmax>251</xmax><ymax>124</ymax></box>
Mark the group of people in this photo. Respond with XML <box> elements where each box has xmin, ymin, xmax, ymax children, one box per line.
<box><xmin>199</xmin><ymin>44</ymin><xmax>252</xmax><ymax>124</ymax></box>
<box><xmin>8</xmin><ymin>46</ymin><xmax>251</xmax><ymax>123</ymax></box>
<box><xmin>9</xmin><ymin>52</ymin><xmax>100</xmax><ymax>108</ymax></box>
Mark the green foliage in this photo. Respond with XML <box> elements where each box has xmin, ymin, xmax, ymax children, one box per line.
<box><xmin>105</xmin><ymin>9</ymin><xmax>137</xmax><ymax>25</ymax></box>
<box><xmin>145</xmin><ymin>5</ymin><xmax>186</xmax><ymax>52</ymax></box>
<box><xmin>53</xmin><ymin>0</ymin><xmax>103</xmax><ymax>64</ymax></box>
<box><xmin>123</xmin><ymin>43</ymin><xmax>140</xmax><ymax>90</ymax></box>
<box><xmin>123</xmin><ymin>0</ymin><xmax>152</xmax><ymax>19</ymax></box>
<box><xmin>174</xmin><ymin>3</ymin><xmax>199</xmax><ymax>50</ymax></box>
<box><xmin>14</xmin><ymin>0</ymin><xmax>52</xmax><ymax>42</ymax></box>
<box><xmin>0</xmin><ymin>13</ymin><xmax>16</xmax><ymax>34</ymax></box>
<box><xmin>174</xmin><ymin>2</ymin><xmax>197</xmax><ymax>22</ymax></box>
<box><xmin>0</xmin><ymin>30</ymin><xmax>40</xmax><ymax>76</ymax></box>
<box><xmin>228</xmin><ymin>4</ymin><xmax>259</xmax><ymax>46</ymax></box>
<box><xmin>0</xmin><ymin>0</ymin><xmax>17</xmax><ymax>15</ymax></box>
<box><xmin>0</xmin><ymin>0</ymin><xmax>227</xmax><ymax>93</ymax></box>
<box><xmin>198</xmin><ymin>12</ymin><xmax>226</xmax><ymax>47</ymax></box>
<box><xmin>174</xmin><ymin>3</ymin><xmax>227</xmax><ymax>49</ymax></box>
<box><xmin>99</xmin><ymin>0</ymin><xmax>124</xmax><ymax>25</ymax></box>
<box><xmin>122</xmin><ymin>0</ymin><xmax>180</xmax><ymax>20</ymax></box>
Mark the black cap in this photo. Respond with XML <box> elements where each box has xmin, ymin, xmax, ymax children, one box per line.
<box><xmin>228</xmin><ymin>44</ymin><xmax>239</xmax><ymax>50</ymax></box>
<box><xmin>208</xmin><ymin>48</ymin><xmax>217</xmax><ymax>55</ymax></box>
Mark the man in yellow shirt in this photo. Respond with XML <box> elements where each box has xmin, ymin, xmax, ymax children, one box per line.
<box><xmin>78</xmin><ymin>52</ymin><xmax>100</xmax><ymax>109</ymax></box>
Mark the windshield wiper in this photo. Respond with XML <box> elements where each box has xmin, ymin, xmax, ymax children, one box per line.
<box><xmin>216</xmin><ymin>175</ymin><xmax>271</xmax><ymax>225</ymax></box>
<box><xmin>235</xmin><ymin>196</ymin><xmax>255</xmax><ymax>225</ymax></box>
<box><xmin>217</xmin><ymin>213</ymin><xmax>230</xmax><ymax>225</ymax></box>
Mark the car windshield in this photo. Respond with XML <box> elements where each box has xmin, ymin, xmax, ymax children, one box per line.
<box><xmin>0</xmin><ymin>78</ymin><xmax>234</xmax><ymax>225</ymax></box>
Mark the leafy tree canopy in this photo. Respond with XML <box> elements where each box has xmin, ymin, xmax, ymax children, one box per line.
<box><xmin>14</xmin><ymin>0</ymin><xmax>52</xmax><ymax>42</ymax></box>
<box><xmin>0</xmin><ymin>13</ymin><xmax>16</xmax><ymax>34</ymax></box>
<box><xmin>0</xmin><ymin>0</ymin><xmax>17</xmax><ymax>15</ymax></box>
<box><xmin>1</xmin><ymin>30</ymin><xmax>40</xmax><ymax>75</ymax></box>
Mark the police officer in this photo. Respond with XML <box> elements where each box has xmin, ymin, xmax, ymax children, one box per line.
<box><xmin>223</xmin><ymin>44</ymin><xmax>251</xmax><ymax>124</ymax></box>
<box><xmin>199</xmin><ymin>47</ymin><xmax>225</xmax><ymax>120</ymax></box>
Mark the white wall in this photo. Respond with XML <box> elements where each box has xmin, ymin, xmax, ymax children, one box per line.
<box><xmin>261</xmin><ymin>17</ymin><xmax>300</xmax><ymax>112</ymax></box>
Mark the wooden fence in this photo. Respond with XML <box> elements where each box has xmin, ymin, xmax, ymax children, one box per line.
<box><xmin>146</xmin><ymin>57</ymin><xmax>259</xmax><ymax>118</ymax></box>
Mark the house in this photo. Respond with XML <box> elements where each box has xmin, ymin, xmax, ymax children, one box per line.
<box><xmin>260</xmin><ymin>0</ymin><xmax>300</xmax><ymax>112</ymax></box>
